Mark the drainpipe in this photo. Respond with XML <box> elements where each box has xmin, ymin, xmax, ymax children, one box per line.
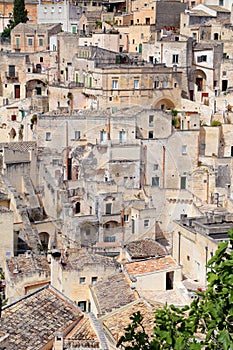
<box><xmin>162</xmin><ymin>146</ymin><xmax>165</xmax><ymax>188</ymax></box>
<box><xmin>160</xmin><ymin>43</ymin><xmax>163</xmax><ymax>63</ymax></box>
<box><xmin>206</xmin><ymin>171</ymin><xmax>209</xmax><ymax>203</ymax></box>
<box><xmin>205</xmin><ymin>246</ymin><xmax>208</xmax><ymax>286</ymax></box>
<box><xmin>178</xmin><ymin>231</ymin><xmax>181</xmax><ymax>266</ymax></box>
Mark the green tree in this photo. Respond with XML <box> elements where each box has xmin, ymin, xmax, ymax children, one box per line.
<box><xmin>1</xmin><ymin>0</ymin><xmax>28</xmax><ymax>38</ymax></box>
<box><xmin>13</xmin><ymin>0</ymin><xmax>28</xmax><ymax>26</ymax></box>
<box><xmin>117</xmin><ymin>229</ymin><xmax>233</xmax><ymax>349</ymax></box>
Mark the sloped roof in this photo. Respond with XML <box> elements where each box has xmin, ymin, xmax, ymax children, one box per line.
<box><xmin>90</xmin><ymin>272</ymin><xmax>136</xmax><ymax>315</ymax></box>
<box><xmin>126</xmin><ymin>239</ymin><xmax>167</xmax><ymax>259</ymax></box>
<box><xmin>100</xmin><ymin>298</ymin><xmax>162</xmax><ymax>343</ymax></box>
<box><xmin>125</xmin><ymin>256</ymin><xmax>178</xmax><ymax>276</ymax></box>
<box><xmin>64</xmin><ymin>313</ymin><xmax>108</xmax><ymax>349</ymax></box>
<box><xmin>1</xmin><ymin>285</ymin><xmax>83</xmax><ymax>350</ymax></box>
<box><xmin>6</xmin><ymin>254</ymin><xmax>50</xmax><ymax>278</ymax></box>
<box><xmin>60</xmin><ymin>249</ymin><xmax>118</xmax><ymax>271</ymax></box>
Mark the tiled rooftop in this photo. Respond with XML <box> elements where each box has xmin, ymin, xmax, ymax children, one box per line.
<box><xmin>126</xmin><ymin>239</ymin><xmax>167</xmax><ymax>259</ymax></box>
<box><xmin>125</xmin><ymin>256</ymin><xmax>178</xmax><ymax>276</ymax></box>
<box><xmin>64</xmin><ymin>315</ymin><xmax>100</xmax><ymax>349</ymax></box>
<box><xmin>6</xmin><ymin>254</ymin><xmax>50</xmax><ymax>278</ymax></box>
<box><xmin>91</xmin><ymin>272</ymin><xmax>136</xmax><ymax>315</ymax></box>
<box><xmin>100</xmin><ymin>299</ymin><xmax>162</xmax><ymax>343</ymax></box>
<box><xmin>1</xmin><ymin>285</ymin><xmax>83</xmax><ymax>350</ymax></box>
<box><xmin>0</xmin><ymin>141</ymin><xmax>36</xmax><ymax>152</ymax></box>
<box><xmin>60</xmin><ymin>249</ymin><xmax>118</xmax><ymax>271</ymax></box>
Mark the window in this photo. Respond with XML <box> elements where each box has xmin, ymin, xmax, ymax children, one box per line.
<box><xmin>180</xmin><ymin>176</ymin><xmax>186</xmax><ymax>189</ymax></box>
<box><xmin>11</xmin><ymin>115</ymin><xmax>16</xmax><ymax>121</ymax></box>
<box><xmin>75</xmin><ymin>130</ymin><xmax>81</xmax><ymax>140</ymax></box>
<box><xmin>182</xmin><ymin>145</ymin><xmax>187</xmax><ymax>154</ymax></box>
<box><xmin>172</xmin><ymin>54</ymin><xmax>178</xmax><ymax>64</ymax></box>
<box><xmin>144</xmin><ymin>219</ymin><xmax>149</xmax><ymax>228</ymax></box>
<box><xmin>149</xmin><ymin>115</ymin><xmax>154</xmax><ymax>126</ymax></box>
<box><xmin>134</xmin><ymin>79</ymin><xmax>139</xmax><ymax>89</ymax></box>
<box><xmin>46</xmin><ymin>132</ymin><xmax>51</xmax><ymax>141</ymax></box>
<box><xmin>154</xmin><ymin>81</ymin><xmax>159</xmax><ymax>89</ymax></box>
<box><xmin>91</xmin><ymin>276</ymin><xmax>98</xmax><ymax>284</ymax></box>
<box><xmin>162</xmin><ymin>81</ymin><xmax>168</xmax><ymax>88</ymax></box>
<box><xmin>86</xmin><ymin>228</ymin><xmax>90</xmax><ymax>235</ymax></box>
<box><xmin>132</xmin><ymin>218</ymin><xmax>135</xmax><ymax>234</ymax></box>
<box><xmin>197</xmin><ymin>55</ymin><xmax>207</xmax><ymax>63</ymax></box>
<box><xmin>152</xmin><ymin>176</ymin><xmax>159</xmax><ymax>186</ymax></box>
<box><xmin>44</xmin><ymin>7</ymin><xmax>47</xmax><ymax>13</ymax></box>
<box><xmin>39</xmin><ymin>38</ymin><xmax>43</xmax><ymax>46</ymax></box>
<box><xmin>58</xmin><ymin>6</ymin><xmax>62</xmax><ymax>12</ymax></box>
<box><xmin>72</xmin><ymin>26</ymin><xmax>77</xmax><ymax>34</ymax></box>
<box><xmin>219</xmin><ymin>0</ymin><xmax>224</xmax><ymax>5</ymax></box>
<box><xmin>141</xmin><ymin>33</ymin><xmax>144</xmax><ymax>39</ymax></box>
<box><xmin>8</xmin><ymin>65</ymin><xmax>15</xmax><ymax>77</ymax></box>
<box><xmin>193</xmin><ymin>33</ymin><xmax>197</xmax><ymax>39</ymax></box>
<box><xmin>214</xmin><ymin>33</ymin><xmax>219</xmax><ymax>40</ymax></box>
<box><xmin>112</xmin><ymin>80</ymin><xmax>118</xmax><ymax>89</ymax></box>
<box><xmin>104</xmin><ymin>236</ymin><xmax>116</xmax><ymax>242</ymax></box>
<box><xmin>100</xmin><ymin>130</ymin><xmax>107</xmax><ymax>143</ymax></box>
<box><xmin>119</xmin><ymin>130</ymin><xmax>126</xmax><ymax>143</ymax></box>
<box><xmin>79</xmin><ymin>277</ymin><xmax>86</xmax><ymax>284</ymax></box>
<box><xmin>222</xmin><ymin>71</ymin><xmax>227</xmax><ymax>77</ymax></box>
<box><xmin>105</xmin><ymin>203</ymin><xmax>112</xmax><ymax>214</ymax></box>
<box><xmin>16</xmin><ymin>37</ymin><xmax>20</xmax><ymax>49</ymax></box>
<box><xmin>132</xmin><ymin>39</ymin><xmax>135</xmax><ymax>44</ymax></box>
<box><xmin>148</xmin><ymin>131</ymin><xmax>153</xmax><ymax>139</ymax></box>
<box><xmin>51</xmin><ymin>6</ymin><xmax>54</xmax><ymax>12</ymax></box>
<box><xmin>78</xmin><ymin>301</ymin><xmax>86</xmax><ymax>311</ymax></box>
<box><xmin>28</xmin><ymin>38</ymin><xmax>33</xmax><ymax>46</ymax></box>
<box><xmin>154</xmin><ymin>164</ymin><xmax>158</xmax><ymax>170</ymax></box>
<box><xmin>124</xmin><ymin>214</ymin><xmax>129</xmax><ymax>222</ymax></box>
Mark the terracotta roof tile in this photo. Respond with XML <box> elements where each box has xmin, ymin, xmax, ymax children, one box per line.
<box><xmin>1</xmin><ymin>285</ymin><xmax>83</xmax><ymax>350</ymax></box>
<box><xmin>126</xmin><ymin>240</ymin><xmax>167</xmax><ymax>259</ymax></box>
<box><xmin>6</xmin><ymin>254</ymin><xmax>50</xmax><ymax>278</ymax></box>
<box><xmin>125</xmin><ymin>256</ymin><xmax>178</xmax><ymax>276</ymax></box>
<box><xmin>100</xmin><ymin>299</ymin><xmax>162</xmax><ymax>343</ymax></box>
<box><xmin>91</xmin><ymin>273</ymin><xmax>136</xmax><ymax>315</ymax></box>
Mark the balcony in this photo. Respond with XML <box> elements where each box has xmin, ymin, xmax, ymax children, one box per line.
<box><xmin>5</xmin><ymin>71</ymin><xmax>18</xmax><ymax>80</ymax></box>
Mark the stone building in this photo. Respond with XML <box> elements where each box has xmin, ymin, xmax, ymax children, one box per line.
<box><xmin>173</xmin><ymin>212</ymin><xmax>232</xmax><ymax>286</ymax></box>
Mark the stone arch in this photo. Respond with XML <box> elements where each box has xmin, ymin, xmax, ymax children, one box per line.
<box><xmin>39</xmin><ymin>232</ymin><xmax>50</xmax><ymax>251</ymax></box>
<box><xmin>9</xmin><ymin>128</ymin><xmax>16</xmax><ymax>140</ymax></box>
<box><xmin>26</xmin><ymin>79</ymin><xmax>47</xmax><ymax>98</ymax></box>
<box><xmin>194</xmin><ymin>69</ymin><xmax>207</xmax><ymax>92</ymax></box>
<box><xmin>153</xmin><ymin>98</ymin><xmax>175</xmax><ymax>110</ymax></box>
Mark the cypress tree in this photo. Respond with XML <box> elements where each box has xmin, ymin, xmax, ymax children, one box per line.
<box><xmin>13</xmin><ymin>0</ymin><xmax>28</xmax><ymax>26</ymax></box>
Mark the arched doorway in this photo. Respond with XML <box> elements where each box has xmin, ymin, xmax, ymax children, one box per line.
<box><xmin>26</xmin><ymin>79</ymin><xmax>46</xmax><ymax>98</ymax></box>
<box><xmin>9</xmin><ymin>128</ymin><xmax>16</xmax><ymax>141</ymax></box>
<box><xmin>153</xmin><ymin>98</ymin><xmax>175</xmax><ymax>110</ymax></box>
<box><xmin>194</xmin><ymin>69</ymin><xmax>207</xmax><ymax>92</ymax></box>
<box><xmin>39</xmin><ymin>232</ymin><xmax>50</xmax><ymax>251</ymax></box>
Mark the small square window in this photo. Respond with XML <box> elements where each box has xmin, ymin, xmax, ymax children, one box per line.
<box><xmin>152</xmin><ymin>176</ymin><xmax>159</xmax><ymax>186</ymax></box>
<box><xmin>148</xmin><ymin>131</ymin><xmax>153</xmax><ymax>139</ymax></box>
<box><xmin>154</xmin><ymin>164</ymin><xmax>158</xmax><ymax>171</ymax></box>
<box><xmin>46</xmin><ymin>132</ymin><xmax>51</xmax><ymax>141</ymax></box>
<box><xmin>28</xmin><ymin>38</ymin><xmax>33</xmax><ymax>46</ymax></box>
<box><xmin>134</xmin><ymin>79</ymin><xmax>139</xmax><ymax>89</ymax></box>
<box><xmin>91</xmin><ymin>276</ymin><xmax>98</xmax><ymax>284</ymax></box>
<box><xmin>144</xmin><ymin>219</ymin><xmax>149</xmax><ymax>228</ymax></box>
<box><xmin>124</xmin><ymin>214</ymin><xmax>129</xmax><ymax>222</ymax></box>
<box><xmin>79</xmin><ymin>277</ymin><xmax>86</xmax><ymax>284</ymax></box>
<box><xmin>172</xmin><ymin>54</ymin><xmax>178</xmax><ymax>64</ymax></box>
<box><xmin>112</xmin><ymin>80</ymin><xmax>118</xmax><ymax>89</ymax></box>
<box><xmin>154</xmin><ymin>81</ymin><xmax>159</xmax><ymax>89</ymax></box>
<box><xmin>149</xmin><ymin>115</ymin><xmax>154</xmax><ymax>126</ymax></box>
<box><xmin>105</xmin><ymin>203</ymin><xmax>112</xmax><ymax>214</ymax></box>
<box><xmin>75</xmin><ymin>131</ymin><xmax>81</xmax><ymax>140</ymax></box>
<box><xmin>182</xmin><ymin>145</ymin><xmax>187</xmax><ymax>154</ymax></box>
